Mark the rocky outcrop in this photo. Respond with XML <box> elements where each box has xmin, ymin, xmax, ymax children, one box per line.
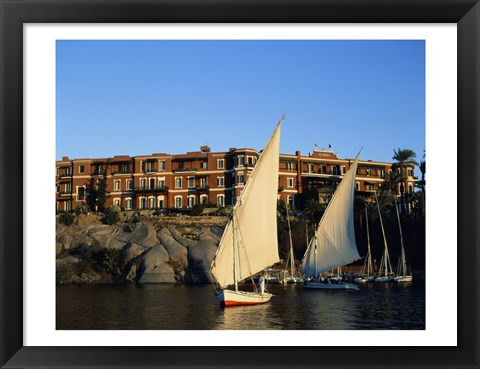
<box><xmin>56</xmin><ymin>214</ymin><xmax>226</xmax><ymax>284</ymax></box>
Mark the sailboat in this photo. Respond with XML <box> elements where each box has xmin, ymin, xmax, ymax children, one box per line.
<box><xmin>374</xmin><ymin>191</ymin><xmax>395</xmax><ymax>282</ymax></box>
<box><xmin>301</xmin><ymin>152</ymin><xmax>362</xmax><ymax>290</ymax></box>
<box><xmin>354</xmin><ymin>206</ymin><xmax>375</xmax><ymax>283</ymax></box>
<box><xmin>394</xmin><ymin>197</ymin><xmax>413</xmax><ymax>283</ymax></box>
<box><xmin>209</xmin><ymin>118</ymin><xmax>282</xmax><ymax>306</ymax></box>
<box><xmin>281</xmin><ymin>205</ymin><xmax>304</xmax><ymax>284</ymax></box>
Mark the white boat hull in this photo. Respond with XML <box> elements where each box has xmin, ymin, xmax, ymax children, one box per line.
<box><xmin>395</xmin><ymin>275</ymin><xmax>413</xmax><ymax>283</ymax></box>
<box><xmin>281</xmin><ymin>276</ymin><xmax>304</xmax><ymax>284</ymax></box>
<box><xmin>304</xmin><ymin>280</ymin><xmax>359</xmax><ymax>290</ymax></box>
<box><xmin>216</xmin><ymin>289</ymin><xmax>273</xmax><ymax>307</ymax></box>
<box><xmin>354</xmin><ymin>276</ymin><xmax>375</xmax><ymax>283</ymax></box>
<box><xmin>375</xmin><ymin>276</ymin><xmax>395</xmax><ymax>283</ymax></box>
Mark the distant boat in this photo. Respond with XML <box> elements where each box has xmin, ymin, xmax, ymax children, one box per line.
<box><xmin>374</xmin><ymin>191</ymin><xmax>395</xmax><ymax>283</ymax></box>
<box><xmin>354</xmin><ymin>206</ymin><xmax>375</xmax><ymax>283</ymax></box>
<box><xmin>301</xmin><ymin>152</ymin><xmax>361</xmax><ymax>290</ymax></box>
<box><xmin>209</xmin><ymin>117</ymin><xmax>283</xmax><ymax>306</ymax></box>
<box><xmin>393</xmin><ymin>197</ymin><xmax>413</xmax><ymax>283</ymax></box>
<box><xmin>280</xmin><ymin>205</ymin><xmax>304</xmax><ymax>284</ymax></box>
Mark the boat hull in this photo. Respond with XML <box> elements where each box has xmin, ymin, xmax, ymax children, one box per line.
<box><xmin>375</xmin><ymin>276</ymin><xmax>395</xmax><ymax>283</ymax></box>
<box><xmin>395</xmin><ymin>275</ymin><xmax>413</xmax><ymax>283</ymax></box>
<box><xmin>217</xmin><ymin>289</ymin><xmax>273</xmax><ymax>306</ymax></box>
<box><xmin>304</xmin><ymin>280</ymin><xmax>359</xmax><ymax>290</ymax></box>
<box><xmin>354</xmin><ymin>276</ymin><xmax>375</xmax><ymax>283</ymax></box>
<box><xmin>281</xmin><ymin>276</ymin><xmax>304</xmax><ymax>284</ymax></box>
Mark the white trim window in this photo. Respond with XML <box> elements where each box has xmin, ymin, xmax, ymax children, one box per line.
<box><xmin>140</xmin><ymin>197</ymin><xmax>147</xmax><ymax>209</ymax></box>
<box><xmin>217</xmin><ymin>194</ymin><xmax>225</xmax><ymax>207</ymax></box>
<box><xmin>126</xmin><ymin>179</ymin><xmax>133</xmax><ymax>190</ymax></box>
<box><xmin>237</xmin><ymin>156</ymin><xmax>244</xmax><ymax>167</ymax></box>
<box><xmin>307</xmin><ymin>164</ymin><xmax>313</xmax><ymax>173</ymax></box>
<box><xmin>341</xmin><ymin>166</ymin><xmax>346</xmax><ymax>174</ymax></box>
<box><xmin>113</xmin><ymin>198</ymin><xmax>121</xmax><ymax>207</ymax></box>
<box><xmin>217</xmin><ymin>176</ymin><xmax>225</xmax><ymax>187</ymax></box>
<box><xmin>175</xmin><ymin>177</ymin><xmax>182</xmax><ymax>189</ymax></box>
<box><xmin>355</xmin><ymin>182</ymin><xmax>360</xmax><ymax>191</ymax></box>
<box><xmin>187</xmin><ymin>176</ymin><xmax>195</xmax><ymax>188</ymax></box>
<box><xmin>237</xmin><ymin>172</ymin><xmax>244</xmax><ymax>185</ymax></box>
<box><xmin>159</xmin><ymin>160</ymin><xmax>166</xmax><ymax>171</ymax></box>
<box><xmin>287</xmin><ymin>177</ymin><xmax>294</xmax><ymax>188</ymax></box>
<box><xmin>158</xmin><ymin>177</ymin><xmax>166</xmax><ymax>189</ymax></box>
<box><xmin>175</xmin><ymin>196</ymin><xmax>183</xmax><ymax>208</ymax></box>
<box><xmin>157</xmin><ymin>195</ymin><xmax>165</xmax><ymax>208</ymax></box>
<box><xmin>286</xmin><ymin>162</ymin><xmax>293</xmax><ymax>171</ymax></box>
<box><xmin>217</xmin><ymin>159</ymin><xmax>225</xmax><ymax>169</ymax></box>
<box><xmin>148</xmin><ymin>196</ymin><xmax>155</xmax><ymax>209</ymax></box>
<box><xmin>125</xmin><ymin>198</ymin><xmax>132</xmax><ymax>210</ymax></box>
<box><xmin>114</xmin><ymin>180</ymin><xmax>121</xmax><ymax>191</ymax></box>
<box><xmin>187</xmin><ymin>195</ymin><xmax>195</xmax><ymax>208</ymax></box>
<box><xmin>200</xmin><ymin>194</ymin><xmax>208</xmax><ymax>205</ymax></box>
<box><xmin>149</xmin><ymin>177</ymin><xmax>156</xmax><ymax>190</ymax></box>
<box><xmin>76</xmin><ymin>186</ymin><xmax>86</xmax><ymax>201</ymax></box>
<box><xmin>140</xmin><ymin>178</ymin><xmax>147</xmax><ymax>190</ymax></box>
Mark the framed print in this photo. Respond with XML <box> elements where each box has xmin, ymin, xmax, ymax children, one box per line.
<box><xmin>1</xmin><ymin>0</ymin><xmax>479</xmax><ymax>368</ymax></box>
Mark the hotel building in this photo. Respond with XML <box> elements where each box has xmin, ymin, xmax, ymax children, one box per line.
<box><xmin>56</xmin><ymin>146</ymin><xmax>416</xmax><ymax>213</ymax></box>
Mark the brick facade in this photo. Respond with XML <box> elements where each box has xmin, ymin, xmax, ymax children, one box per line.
<box><xmin>56</xmin><ymin>147</ymin><xmax>416</xmax><ymax>213</ymax></box>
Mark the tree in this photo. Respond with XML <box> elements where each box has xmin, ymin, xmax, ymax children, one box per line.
<box><xmin>392</xmin><ymin>148</ymin><xmax>418</xmax><ymax>214</ymax></box>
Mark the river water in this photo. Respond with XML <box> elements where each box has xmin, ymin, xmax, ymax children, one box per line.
<box><xmin>56</xmin><ymin>278</ymin><xmax>425</xmax><ymax>330</ymax></box>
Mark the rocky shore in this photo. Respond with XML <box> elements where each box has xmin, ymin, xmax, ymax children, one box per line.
<box><xmin>56</xmin><ymin>213</ymin><xmax>228</xmax><ymax>284</ymax></box>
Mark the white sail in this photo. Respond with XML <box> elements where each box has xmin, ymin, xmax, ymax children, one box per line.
<box><xmin>210</xmin><ymin>122</ymin><xmax>281</xmax><ymax>289</ymax></box>
<box><xmin>302</xmin><ymin>153</ymin><xmax>361</xmax><ymax>277</ymax></box>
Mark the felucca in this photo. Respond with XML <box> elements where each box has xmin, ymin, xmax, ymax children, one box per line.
<box><xmin>301</xmin><ymin>151</ymin><xmax>362</xmax><ymax>290</ymax></box>
<box><xmin>374</xmin><ymin>191</ymin><xmax>395</xmax><ymax>282</ymax></box>
<box><xmin>209</xmin><ymin>117</ymin><xmax>283</xmax><ymax>306</ymax></box>
<box><xmin>354</xmin><ymin>206</ymin><xmax>375</xmax><ymax>283</ymax></box>
<box><xmin>393</xmin><ymin>197</ymin><xmax>413</xmax><ymax>283</ymax></box>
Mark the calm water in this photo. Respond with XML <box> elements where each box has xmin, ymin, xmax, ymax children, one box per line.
<box><xmin>56</xmin><ymin>279</ymin><xmax>425</xmax><ymax>330</ymax></box>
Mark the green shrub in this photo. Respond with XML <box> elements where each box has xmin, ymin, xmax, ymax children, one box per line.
<box><xmin>102</xmin><ymin>206</ymin><xmax>120</xmax><ymax>225</ymax></box>
<box><xmin>58</xmin><ymin>212</ymin><xmax>75</xmax><ymax>226</ymax></box>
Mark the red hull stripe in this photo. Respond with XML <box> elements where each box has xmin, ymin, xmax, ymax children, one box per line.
<box><xmin>223</xmin><ymin>300</ymin><xmax>269</xmax><ymax>307</ymax></box>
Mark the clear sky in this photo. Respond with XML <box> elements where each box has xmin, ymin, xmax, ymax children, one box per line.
<box><xmin>56</xmin><ymin>40</ymin><xmax>425</xmax><ymax>164</ymax></box>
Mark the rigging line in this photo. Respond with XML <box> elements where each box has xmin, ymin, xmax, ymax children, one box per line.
<box><xmin>235</xmin><ymin>213</ymin><xmax>257</xmax><ymax>288</ymax></box>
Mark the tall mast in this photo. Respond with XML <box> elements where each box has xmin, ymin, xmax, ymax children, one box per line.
<box><xmin>232</xmin><ymin>215</ymin><xmax>238</xmax><ymax>292</ymax></box>
<box><xmin>286</xmin><ymin>204</ymin><xmax>295</xmax><ymax>277</ymax></box>
<box><xmin>375</xmin><ymin>191</ymin><xmax>391</xmax><ymax>276</ymax></box>
<box><xmin>394</xmin><ymin>197</ymin><xmax>407</xmax><ymax>275</ymax></box>
<box><xmin>365</xmin><ymin>206</ymin><xmax>372</xmax><ymax>276</ymax></box>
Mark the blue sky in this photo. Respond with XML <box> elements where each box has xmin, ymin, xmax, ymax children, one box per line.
<box><xmin>56</xmin><ymin>40</ymin><xmax>425</xmax><ymax>164</ymax></box>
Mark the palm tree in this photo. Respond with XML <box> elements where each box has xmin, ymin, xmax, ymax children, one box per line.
<box><xmin>392</xmin><ymin>148</ymin><xmax>418</xmax><ymax>214</ymax></box>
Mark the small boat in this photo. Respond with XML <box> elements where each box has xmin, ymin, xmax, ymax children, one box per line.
<box><xmin>393</xmin><ymin>197</ymin><xmax>413</xmax><ymax>283</ymax></box>
<box><xmin>354</xmin><ymin>206</ymin><xmax>375</xmax><ymax>283</ymax></box>
<box><xmin>264</xmin><ymin>268</ymin><xmax>283</xmax><ymax>284</ymax></box>
<box><xmin>209</xmin><ymin>117</ymin><xmax>283</xmax><ymax>306</ymax></box>
<box><xmin>301</xmin><ymin>151</ymin><xmax>362</xmax><ymax>290</ymax></box>
<box><xmin>374</xmin><ymin>191</ymin><xmax>395</xmax><ymax>283</ymax></box>
<box><xmin>280</xmin><ymin>205</ymin><xmax>304</xmax><ymax>284</ymax></box>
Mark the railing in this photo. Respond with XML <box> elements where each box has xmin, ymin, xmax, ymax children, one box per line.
<box><xmin>134</xmin><ymin>186</ymin><xmax>169</xmax><ymax>193</ymax></box>
<box><xmin>173</xmin><ymin>167</ymin><xmax>197</xmax><ymax>173</ymax></box>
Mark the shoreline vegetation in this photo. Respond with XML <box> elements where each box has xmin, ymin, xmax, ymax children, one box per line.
<box><xmin>56</xmin><ymin>200</ymin><xmax>425</xmax><ymax>285</ymax></box>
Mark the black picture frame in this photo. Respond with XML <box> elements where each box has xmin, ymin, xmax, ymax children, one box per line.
<box><xmin>1</xmin><ymin>1</ymin><xmax>479</xmax><ymax>368</ymax></box>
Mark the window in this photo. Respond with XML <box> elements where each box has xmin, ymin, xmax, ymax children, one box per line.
<box><xmin>199</xmin><ymin>177</ymin><xmax>207</xmax><ymax>189</ymax></box>
<box><xmin>288</xmin><ymin>195</ymin><xmax>295</xmax><ymax>210</ymax></box>
<box><xmin>140</xmin><ymin>178</ymin><xmax>147</xmax><ymax>190</ymax></box>
<box><xmin>175</xmin><ymin>177</ymin><xmax>182</xmax><ymax>189</ymax></box>
<box><xmin>149</xmin><ymin>178</ymin><xmax>156</xmax><ymax>189</ymax></box>
<box><xmin>187</xmin><ymin>196</ymin><xmax>195</xmax><ymax>208</ymax></box>
<box><xmin>366</xmin><ymin>169</ymin><xmax>371</xmax><ymax>176</ymax></box>
<box><xmin>118</xmin><ymin>163</ymin><xmax>130</xmax><ymax>174</ymax></box>
<box><xmin>238</xmin><ymin>172</ymin><xmax>244</xmax><ymax>184</ymax></box>
<box><xmin>217</xmin><ymin>159</ymin><xmax>224</xmax><ymax>169</ymax></box>
<box><xmin>126</xmin><ymin>179</ymin><xmax>133</xmax><ymax>190</ymax></box>
<box><xmin>159</xmin><ymin>160</ymin><xmax>166</xmax><ymax>171</ymax></box>
<box><xmin>148</xmin><ymin>197</ymin><xmax>155</xmax><ymax>209</ymax></box>
<box><xmin>140</xmin><ymin>197</ymin><xmax>147</xmax><ymax>209</ymax></box>
<box><xmin>355</xmin><ymin>182</ymin><xmax>360</xmax><ymax>191</ymax></box>
<box><xmin>247</xmin><ymin>156</ymin><xmax>254</xmax><ymax>166</ymax></box>
<box><xmin>408</xmin><ymin>169</ymin><xmax>413</xmax><ymax>177</ymax></box>
<box><xmin>142</xmin><ymin>160</ymin><xmax>157</xmax><ymax>173</ymax></box>
<box><xmin>79</xmin><ymin>165</ymin><xmax>85</xmax><ymax>174</ymax></box>
<box><xmin>187</xmin><ymin>176</ymin><xmax>195</xmax><ymax>188</ymax></box>
<box><xmin>65</xmin><ymin>183</ymin><xmax>71</xmax><ymax>193</ymax></box>
<box><xmin>158</xmin><ymin>196</ymin><xmax>165</xmax><ymax>208</ymax></box>
<box><xmin>65</xmin><ymin>201</ymin><xmax>72</xmax><ymax>212</ymax></box>
<box><xmin>200</xmin><ymin>195</ymin><xmax>208</xmax><ymax>205</ymax></box>
<box><xmin>286</xmin><ymin>162</ymin><xmax>293</xmax><ymax>170</ymax></box>
<box><xmin>113</xmin><ymin>198</ymin><xmax>121</xmax><ymax>207</ymax></box>
<box><xmin>237</xmin><ymin>156</ymin><xmax>244</xmax><ymax>167</ymax></box>
<box><xmin>332</xmin><ymin>165</ymin><xmax>339</xmax><ymax>175</ymax></box>
<box><xmin>175</xmin><ymin>196</ymin><xmax>182</xmax><ymax>208</ymax></box>
<box><xmin>114</xmin><ymin>180</ymin><xmax>121</xmax><ymax>191</ymax></box>
<box><xmin>77</xmin><ymin>186</ymin><xmax>85</xmax><ymax>201</ymax></box>
<box><xmin>158</xmin><ymin>178</ymin><xmax>165</xmax><ymax>189</ymax></box>
<box><xmin>408</xmin><ymin>184</ymin><xmax>413</xmax><ymax>193</ymax></box>
<box><xmin>307</xmin><ymin>164</ymin><xmax>313</xmax><ymax>173</ymax></box>
<box><xmin>217</xmin><ymin>177</ymin><xmax>224</xmax><ymax>187</ymax></box>
<box><xmin>341</xmin><ymin>166</ymin><xmax>346</xmax><ymax>174</ymax></box>
<box><xmin>287</xmin><ymin>178</ymin><xmax>294</xmax><ymax>188</ymax></box>
<box><xmin>321</xmin><ymin>165</ymin><xmax>327</xmax><ymax>174</ymax></box>
<box><xmin>217</xmin><ymin>194</ymin><xmax>225</xmax><ymax>207</ymax></box>
<box><xmin>201</xmin><ymin>161</ymin><xmax>208</xmax><ymax>169</ymax></box>
<box><xmin>125</xmin><ymin>198</ymin><xmax>132</xmax><ymax>210</ymax></box>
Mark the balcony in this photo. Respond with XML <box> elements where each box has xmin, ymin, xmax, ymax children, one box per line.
<box><xmin>173</xmin><ymin>167</ymin><xmax>197</xmax><ymax>173</ymax></box>
<box><xmin>134</xmin><ymin>186</ymin><xmax>169</xmax><ymax>193</ymax></box>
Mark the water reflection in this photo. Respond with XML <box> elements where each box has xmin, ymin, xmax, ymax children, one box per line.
<box><xmin>56</xmin><ymin>280</ymin><xmax>425</xmax><ymax>330</ymax></box>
